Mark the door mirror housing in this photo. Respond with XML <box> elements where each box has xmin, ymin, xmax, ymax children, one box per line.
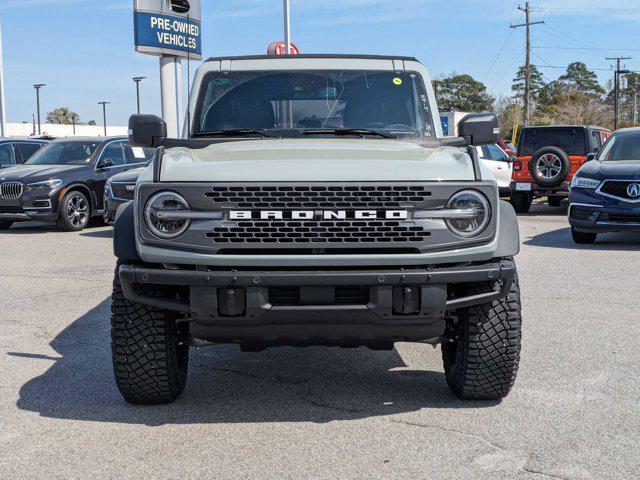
<box><xmin>129</xmin><ymin>114</ymin><xmax>167</xmax><ymax>148</ymax></box>
<box><xmin>458</xmin><ymin>113</ymin><xmax>500</xmax><ymax>146</ymax></box>
<box><xmin>586</xmin><ymin>152</ymin><xmax>598</xmax><ymax>162</ymax></box>
<box><xmin>97</xmin><ymin>157</ymin><xmax>114</xmax><ymax>169</ymax></box>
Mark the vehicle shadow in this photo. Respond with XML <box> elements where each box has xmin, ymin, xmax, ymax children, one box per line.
<box><xmin>13</xmin><ymin>300</ymin><xmax>496</xmax><ymax>426</ymax></box>
<box><xmin>524</xmin><ymin>227</ymin><xmax>640</xmax><ymax>251</ymax></box>
<box><xmin>80</xmin><ymin>228</ymin><xmax>113</xmax><ymax>239</ymax></box>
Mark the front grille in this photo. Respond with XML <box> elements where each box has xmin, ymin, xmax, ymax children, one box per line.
<box><xmin>604</xmin><ymin>213</ymin><xmax>640</xmax><ymax>223</ymax></box>
<box><xmin>269</xmin><ymin>286</ymin><xmax>370</xmax><ymax>306</ymax></box>
<box><xmin>206</xmin><ymin>220</ymin><xmax>431</xmax><ymax>244</ymax></box>
<box><xmin>110</xmin><ymin>182</ymin><xmax>136</xmax><ymax>201</ymax></box>
<box><xmin>0</xmin><ymin>182</ymin><xmax>24</xmax><ymax>199</ymax></box>
<box><xmin>205</xmin><ymin>185</ymin><xmax>431</xmax><ymax>209</ymax></box>
<box><xmin>599</xmin><ymin>181</ymin><xmax>640</xmax><ymax>201</ymax></box>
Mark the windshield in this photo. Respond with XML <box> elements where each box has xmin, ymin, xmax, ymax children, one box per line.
<box><xmin>599</xmin><ymin>131</ymin><xmax>640</xmax><ymax>161</ymax></box>
<box><xmin>26</xmin><ymin>141</ymin><xmax>99</xmax><ymax>166</ymax></box>
<box><xmin>192</xmin><ymin>70</ymin><xmax>435</xmax><ymax>139</ymax></box>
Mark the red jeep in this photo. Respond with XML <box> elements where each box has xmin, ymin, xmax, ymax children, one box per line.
<box><xmin>510</xmin><ymin>125</ymin><xmax>610</xmax><ymax>213</ymax></box>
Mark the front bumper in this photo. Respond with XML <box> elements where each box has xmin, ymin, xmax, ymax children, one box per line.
<box><xmin>118</xmin><ymin>259</ymin><xmax>515</xmax><ymax>347</ymax></box>
<box><xmin>569</xmin><ymin>188</ymin><xmax>640</xmax><ymax>233</ymax></box>
<box><xmin>0</xmin><ymin>189</ymin><xmax>60</xmax><ymax>222</ymax></box>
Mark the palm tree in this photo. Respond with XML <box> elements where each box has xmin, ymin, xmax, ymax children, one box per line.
<box><xmin>46</xmin><ymin>107</ymin><xmax>80</xmax><ymax>125</ymax></box>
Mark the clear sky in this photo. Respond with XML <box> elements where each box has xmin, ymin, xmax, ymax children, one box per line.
<box><xmin>1</xmin><ymin>0</ymin><xmax>639</xmax><ymax>125</ymax></box>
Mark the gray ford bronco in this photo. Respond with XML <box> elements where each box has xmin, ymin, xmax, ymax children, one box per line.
<box><xmin>112</xmin><ymin>54</ymin><xmax>522</xmax><ymax>404</ymax></box>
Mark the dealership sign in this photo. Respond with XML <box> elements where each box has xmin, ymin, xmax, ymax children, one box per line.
<box><xmin>134</xmin><ymin>0</ymin><xmax>202</xmax><ymax>60</ymax></box>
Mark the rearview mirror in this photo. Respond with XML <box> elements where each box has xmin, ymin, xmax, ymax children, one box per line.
<box><xmin>97</xmin><ymin>157</ymin><xmax>114</xmax><ymax>169</ymax></box>
<box><xmin>458</xmin><ymin>113</ymin><xmax>500</xmax><ymax>146</ymax></box>
<box><xmin>129</xmin><ymin>114</ymin><xmax>167</xmax><ymax>148</ymax></box>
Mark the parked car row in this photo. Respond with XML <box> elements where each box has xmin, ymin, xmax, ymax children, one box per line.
<box><xmin>0</xmin><ymin>137</ymin><xmax>153</xmax><ymax>231</ymax></box>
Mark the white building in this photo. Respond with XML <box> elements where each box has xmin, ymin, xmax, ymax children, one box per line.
<box><xmin>3</xmin><ymin>122</ymin><xmax>127</xmax><ymax>138</ymax></box>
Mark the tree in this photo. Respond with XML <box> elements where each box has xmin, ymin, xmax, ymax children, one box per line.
<box><xmin>433</xmin><ymin>73</ymin><xmax>495</xmax><ymax>112</ymax></box>
<box><xmin>558</xmin><ymin>62</ymin><xmax>605</xmax><ymax>96</ymax></box>
<box><xmin>87</xmin><ymin>120</ymin><xmax>96</xmax><ymax>126</ymax></box>
<box><xmin>46</xmin><ymin>107</ymin><xmax>80</xmax><ymax>125</ymax></box>
<box><xmin>494</xmin><ymin>96</ymin><xmax>522</xmax><ymax>139</ymax></box>
<box><xmin>511</xmin><ymin>64</ymin><xmax>545</xmax><ymax>105</ymax></box>
<box><xmin>535</xmin><ymin>92</ymin><xmax>610</xmax><ymax>127</ymax></box>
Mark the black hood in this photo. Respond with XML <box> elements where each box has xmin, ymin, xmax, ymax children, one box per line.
<box><xmin>0</xmin><ymin>164</ymin><xmax>87</xmax><ymax>183</ymax></box>
<box><xmin>107</xmin><ymin>167</ymin><xmax>145</xmax><ymax>183</ymax></box>
<box><xmin>578</xmin><ymin>160</ymin><xmax>640</xmax><ymax>180</ymax></box>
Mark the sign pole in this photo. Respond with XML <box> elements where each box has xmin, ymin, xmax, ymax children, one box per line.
<box><xmin>0</xmin><ymin>20</ymin><xmax>6</xmax><ymax>138</ymax></box>
<box><xmin>283</xmin><ymin>0</ymin><xmax>291</xmax><ymax>54</ymax></box>
<box><xmin>160</xmin><ymin>56</ymin><xmax>182</xmax><ymax>138</ymax></box>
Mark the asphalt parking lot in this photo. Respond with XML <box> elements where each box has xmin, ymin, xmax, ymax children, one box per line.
<box><xmin>1</xmin><ymin>203</ymin><xmax>638</xmax><ymax>479</ymax></box>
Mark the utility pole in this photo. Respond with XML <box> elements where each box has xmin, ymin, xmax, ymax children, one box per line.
<box><xmin>511</xmin><ymin>2</ymin><xmax>544</xmax><ymax>126</ymax></box>
<box><xmin>33</xmin><ymin>84</ymin><xmax>46</xmax><ymax>135</ymax></box>
<box><xmin>632</xmin><ymin>79</ymin><xmax>638</xmax><ymax>127</ymax></box>
<box><xmin>283</xmin><ymin>0</ymin><xmax>291</xmax><ymax>54</ymax></box>
<box><xmin>606</xmin><ymin>56</ymin><xmax>631</xmax><ymax>130</ymax></box>
<box><xmin>133</xmin><ymin>76</ymin><xmax>146</xmax><ymax>114</ymax></box>
<box><xmin>98</xmin><ymin>101</ymin><xmax>109</xmax><ymax>136</ymax></box>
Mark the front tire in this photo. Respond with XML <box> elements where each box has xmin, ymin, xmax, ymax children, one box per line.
<box><xmin>111</xmin><ymin>267</ymin><xmax>189</xmax><ymax>404</ymax></box>
<box><xmin>548</xmin><ymin>196</ymin><xmax>562</xmax><ymax>207</ymax></box>
<box><xmin>571</xmin><ymin>227</ymin><xmax>597</xmax><ymax>244</ymax></box>
<box><xmin>57</xmin><ymin>190</ymin><xmax>90</xmax><ymax>232</ymax></box>
<box><xmin>442</xmin><ymin>274</ymin><xmax>522</xmax><ymax>400</ymax></box>
<box><xmin>510</xmin><ymin>191</ymin><xmax>532</xmax><ymax>213</ymax></box>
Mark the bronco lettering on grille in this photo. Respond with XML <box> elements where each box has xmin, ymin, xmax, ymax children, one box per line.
<box><xmin>229</xmin><ymin>210</ymin><xmax>409</xmax><ymax>220</ymax></box>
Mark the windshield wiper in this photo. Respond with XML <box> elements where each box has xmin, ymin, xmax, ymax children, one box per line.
<box><xmin>303</xmin><ymin>128</ymin><xmax>396</xmax><ymax>139</ymax></box>
<box><xmin>192</xmin><ymin>129</ymin><xmax>272</xmax><ymax>138</ymax></box>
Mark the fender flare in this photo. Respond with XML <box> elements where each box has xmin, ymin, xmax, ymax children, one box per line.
<box><xmin>495</xmin><ymin>200</ymin><xmax>520</xmax><ymax>258</ymax></box>
<box><xmin>60</xmin><ymin>183</ymin><xmax>94</xmax><ymax>212</ymax></box>
<box><xmin>113</xmin><ymin>202</ymin><xmax>141</xmax><ymax>262</ymax></box>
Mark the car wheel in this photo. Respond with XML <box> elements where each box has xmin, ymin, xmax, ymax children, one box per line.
<box><xmin>0</xmin><ymin>220</ymin><xmax>13</xmax><ymax>230</ymax></box>
<box><xmin>529</xmin><ymin>147</ymin><xmax>571</xmax><ymax>188</ymax></box>
<box><xmin>111</xmin><ymin>265</ymin><xmax>189</xmax><ymax>405</ymax></box>
<box><xmin>571</xmin><ymin>227</ymin><xmax>597</xmax><ymax>244</ymax></box>
<box><xmin>548</xmin><ymin>196</ymin><xmax>562</xmax><ymax>207</ymax></box>
<box><xmin>510</xmin><ymin>191</ymin><xmax>532</xmax><ymax>213</ymax></box>
<box><xmin>442</xmin><ymin>272</ymin><xmax>522</xmax><ymax>400</ymax></box>
<box><xmin>57</xmin><ymin>191</ymin><xmax>90</xmax><ymax>232</ymax></box>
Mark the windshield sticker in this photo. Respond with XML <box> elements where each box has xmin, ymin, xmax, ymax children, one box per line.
<box><xmin>393</xmin><ymin>77</ymin><xmax>403</xmax><ymax>86</ymax></box>
<box><xmin>212</xmin><ymin>77</ymin><xmax>230</xmax><ymax>86</ymax></box>
<box><xmin>132</xmin><ymin>147</ymin><xmax>146</xmax><ymax>159</ymax></box>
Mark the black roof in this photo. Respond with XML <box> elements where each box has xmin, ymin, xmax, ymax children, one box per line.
<box><xmin>205</xmin><ymin>54</ymin><xmax>419</xmax><ymax>63</ymax></box>
<box><xmin>520</xmin><ymin>125</ymin><xmax>609</xmax><ymax>131</ymax></box>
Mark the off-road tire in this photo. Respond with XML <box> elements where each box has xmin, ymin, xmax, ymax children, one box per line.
<box><xmin>442</xmin><ymin>274</ymin><xmax>522</xmax><ymax>400</ymax></box>
<box><xmin>547</xmin><ymin>196</ymin><xmax>562</xmax><ymax>207</ymax></box>
<box><xmin>0</xmin><ymin>220</ymin><xmax>13</xmax><ymax>230</ymax></box>
<box><xmin>111</xmin><ymin>266</ymin><xmax>189</xmax><ymax>404</ymax></box>
<box><xmin>57</xmin><ymin>190</ymin><xmax>90</xmax><ymax>232</ymax></box>
<box><xmin>510</xmin><ymin>191</ymin><xmax>532</xmax><ymax>213</ymax></box>
<box><xmin>571</xmin><ymin>227</ymin><xmax>597</xmax><ymax>245</ymax></box>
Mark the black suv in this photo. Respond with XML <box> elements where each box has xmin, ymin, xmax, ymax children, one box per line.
<box><xmin>0</xmin><ymin>137</ymin><xmax>154</xmax><ymax>231</ymax></box>
<box><xmin>0</xmin><ymin>139</ymin><xmax>48</xmax><ymax>169</ymax></box>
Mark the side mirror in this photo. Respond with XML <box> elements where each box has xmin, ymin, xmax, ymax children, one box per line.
<box><xmin>586</xmin><ymin>152</ymin><xmax>597</xmax><ymax>162</ymax></box>
<box><xmin>458</xmin><ymin>113</ymin><xmax>500</xmax><ymax>146</ymax></box>
<box><xmin>129</xmin><ymin>114</ymin><xmax>167</xmax><ymax>148</ymax></box>
<box><xmin>97</xmin><ymin>157</ymin><xmax>114</xmax><ymax>169</ymax></box>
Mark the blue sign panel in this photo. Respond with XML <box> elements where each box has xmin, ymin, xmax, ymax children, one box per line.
<box><xmin>134</xmin><ymin>11</ymin><xmax>201</xmax><ymax>59</ymax></box>
<box><xmin>440</xmin><ymin>115</ymin><xmax>450</xmax><ymax>136</ymax></box>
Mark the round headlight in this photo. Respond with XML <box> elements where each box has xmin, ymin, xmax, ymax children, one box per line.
<box><xmin>144</xmin><ymin>191</ymin><xmax>190</xmax><ymax>239</ymax></box>
<box><xmin>445</xmin><ymin>190</ymin><xmax>491</xmax><ymax>238</ymax></box>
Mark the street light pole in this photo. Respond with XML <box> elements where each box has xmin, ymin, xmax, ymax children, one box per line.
<box><xmin>283</xmin><ymin>0</ymin><xmax>291</xmax><ymax>54</ymax></box>
<box><xmin>98</xmin><ymin>101</ymin><xmax>109</xmax><ymax>136</ymax></box>
<box><xmin>33</xmin><ymin>84</ymin><xmax>46</xmax><ymax>135</ymax></box>
<box><xmin>133</xmin><ymin>76</ymin><xmax>146</xmax><ymax>114</ymax></box>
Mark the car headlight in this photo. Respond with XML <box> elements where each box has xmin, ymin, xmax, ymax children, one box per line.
<box><xmin>144</xmin><ymin>191</ymin><xmax>190</xmax><ymax>239</ymax></box>
<box><xmin>444</xmin><ymin>190</ymin><xmax>491</xmax><ymax>238</ymax></box>
<box><xmin>571</xmin><ymin>176</ymin><xmax>601</xmax><ymax>189</ymax></box>
<box><xmin>27</xmin><ymin>179</ymin><xmax>63</xmax><ymax>191</ymax></box>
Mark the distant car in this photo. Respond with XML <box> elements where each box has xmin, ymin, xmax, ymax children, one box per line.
<box><xmin>0</xmin><ymin>139</ymin><xmax>48</xmax><ymax>169</ymax></box>
<box><xmin>475</xmin><ymin>144</ymin><xmax>513</xmax><ymax>196</ymax></box>
<box><xmin>569</xmin><ymin>127</ymin><xmax>640</xmax><ymax>244</ymax></box>
<box><xmin>0</xmin><ymin>137</ymin><xmax>153</xmax><ymax>231</ymax></box>
<box><xmin>103</xmin><ymin>166</ymin><xmax>148</xmax><ymax>224</ymax></box>
<box><xmin>498</xmin><ymin>139</ymin><xmax>517</xmax><ymax>156</ymax></box>
<box><xmin>510</xmin><ymin>125</ymin><xmax>610</xmax><ymax>212</ymax></box>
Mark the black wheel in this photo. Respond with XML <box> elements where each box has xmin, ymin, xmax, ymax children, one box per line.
<box><xmin>0</xmin><ymin>220</ymin><xmax>13</xmax><ymax>230</ymax></box>
<box><xmin>571</xmin><ymin>227</ymin><xmax>597</xmax><ymax>244</ymax></box>
<box><xmin>510</xmin><ymin>191</ymin><xmax>532</xmax><ymax>213</ymax></box>
<box><xmin>111</xmin><ymin>266</ymin><xmax>189</xmax><ymax>405</ymax></box>
<box><xmin>57</xmin><ymin>190</ymin><xmax>90</xmax><ymax>232</ymax></box>
<box><xmin>547</xmin><ymin>196</ymin><xmax>562</xmax><ymax>207</ymax></box>
<box><xmin>442</xmin><ymin>273</ymin><xmax>522</xmax><ymax>400</ymax></box>
<box><xmin>529</xmin><ymin>147</ymin><xmax>571</xmax><ymax>188</ymax></box>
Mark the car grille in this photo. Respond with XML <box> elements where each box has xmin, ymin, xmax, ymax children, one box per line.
<box><xmin>110</xmin><ymin>182</ymin><xmax>136</xmax><ymax>201</ymax></box>
<box><xmin>604</xmin><ymin>213</ymin><xmax>640</xmax><ymax>224</ymax></box>
<box><xmin>204</xmin><ymin>185</ymin><xmax>432</xmax><ymax>245</ymax></box>
<box><xmin>599</xmin><ymin>181</ymin><xmax>640</xmax><ymax>201</ymax></box>
<box><xmin>0</xmin><ymin>206</ymin><xmax>24</xmax><ymax>214</ymax></box>
<box><xmin>0</xmin><ymin>182</ymin><xmax>24</xmax><ymax>199</ymax></box>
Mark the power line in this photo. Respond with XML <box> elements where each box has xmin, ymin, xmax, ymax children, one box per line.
<box><xmin>606</xmin><ymin>56</ymin><xmax>632</xmax><ymax>129</ymax></box>
<box><xmin>482</xmin><ymin>27</ymin><xmax>517</xmax><ymax>82</ymax></box>
<box><xmin>536</xmin><ymin>46</ymin><xmax>640</xmax><ymax>52</ymax></box>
